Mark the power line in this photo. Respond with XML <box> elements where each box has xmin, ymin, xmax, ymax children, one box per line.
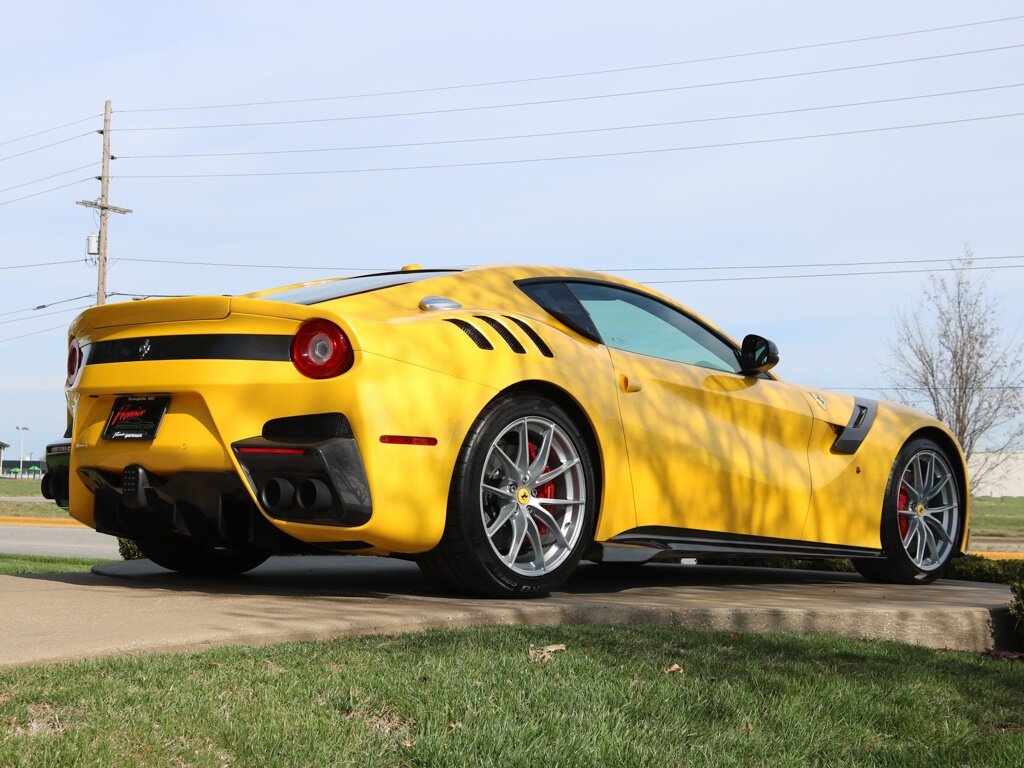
<box><xmin>0</xmin><ymin>163</ymin><xmax>100</xmax><ymax>195</ymax></box>
<box><xmin>0</xmin><ymin>114</ymin><xmax>101</xmax><ymax>148</ymax></box>
<box><xmin>644</xmin><ymin>262</ymin><xmax>1024</xmax><ymax>284</ymax></box>
<box><xmin>118</xmin><ymin>257</ymin><xmax>373</xmax><ymax>271</ymax></box>
<box><xmin>0</xmin><ymin>295</ymin><xmax>96</xmax><ymax>317</ymax></box>
<box><xmin>116</xmin><ymin>252</ymin><xmax>1024</xmax><ymax>276</ymax></box>
<box><xmin>110</xmin><ymin>111</ymin><xmax>1024</xmax><ymax>180</ymax></box>
<box><xmin>112</xmin><ymin>44</ymin><xmax>1024</xmax><ymax>133</ymax></box>
<box><xmin>0</xmin><ymin>177</ymin><xmax>95</xmax><ymax>207</ymax></box>
<box><xmin>0</xmin><ymin>132</ymin><xmax>94</xmax><ymax>164</ymax></box>
<box><xmin>0</xmin><ymin>259</ymin><xmax>85</xmax><ymax>271</ymax></box>
<box><xmin>116</xmin><ymin>82</ymin><xmax>1024</xmax><ymax>161</ymax></box>
<box><xmin>0</xmin><ymin>323</ymin><xmax>69</xmax><ymax>345</ymax></box>
<box><xmin>604</xmin><ymin>253</ymin><xmax>1024</xmax><ymax>273</ymax></box>
<box><xmin>0</xmin><ymin>304</ymin><xmax>93</xmax><ymax>326</ymax></box>
<box><xmin>105</xmin><ymin>292</ymin><xmax>189</xmax><ymax>299</ymax></box>
<box><xmin>116</xmin><ymin>14</ymin><xmax>1024</xmax><ymax>113</ymax></box>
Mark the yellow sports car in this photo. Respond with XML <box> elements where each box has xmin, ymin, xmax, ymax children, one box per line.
<box><xmin>42</xmin><ymin>265</ymin><xmax>968</xmax><ymax>597</ymax></box>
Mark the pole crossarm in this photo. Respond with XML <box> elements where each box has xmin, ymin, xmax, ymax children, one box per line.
<box><xmin>75</xmin><ymin>199</ymin><xmax>132</xmax><ymax>215</ymax></box>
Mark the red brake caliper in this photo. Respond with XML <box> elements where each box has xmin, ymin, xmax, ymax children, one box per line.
<box><xmin>527</xmin><ymin>442</ymin><xmax>556</xmax><ymax>536</ymax></box>
<box><xmin>897</xmin><ymin>486</ymin><xmax>910</xmax><ymax>538</ymax></box>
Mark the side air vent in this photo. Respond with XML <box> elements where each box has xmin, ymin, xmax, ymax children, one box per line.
<box><xmin>475</xmin><ymin>315</ymin><xmax>526</xmax><ymax>354</ymax></box>
<box><xmin>444</xmin><ymin>318</ymin><xmax>493</xmax><ymax>350</ymax></box>
<box><xmin>504</xmin><ymin>316</ymin><xmax>554</xmax><ymax>358</ymax></box>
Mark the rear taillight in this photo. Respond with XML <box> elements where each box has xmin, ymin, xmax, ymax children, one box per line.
<box><xmin>290</xmin><ymin>320</ymin><xmax>353</xmax><ymax>379</ymax></box>
<box><xmin>66</xmin><ymin>338</ymin><xmax>83</xmax><ymax>385</ymax></box>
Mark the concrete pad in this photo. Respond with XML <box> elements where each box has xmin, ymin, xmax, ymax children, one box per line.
<box><xmin>0</xmin><ymin>557</ymin><xmax>1016</xmax><ymax>668</ymax></box>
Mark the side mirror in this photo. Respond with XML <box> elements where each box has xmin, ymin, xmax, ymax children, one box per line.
<box><xmin>738</xmin><ymin>334</ymin><xmax>779</xmax><ymax>375</ymax></box>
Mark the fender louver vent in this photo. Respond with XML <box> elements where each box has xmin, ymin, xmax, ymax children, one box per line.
<box><xmin>475</xmin><ymin>315</ymin><xmax>526</xmax><ymax>354</ymax></box>
<box><xmin>504</xmin><ymin>316</ymin><xmax>554</xmax><ymax>358</ymax></box>
<box><xmin>444</xmin><ymin>318</ymin><xmax>493</xmax><ymax>350</ymax></box>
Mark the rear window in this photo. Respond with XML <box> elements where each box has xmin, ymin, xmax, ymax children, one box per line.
<box><xmin>260</xmin><ymin>270</ymin><xmax>459</xmax><ymax>305</ymax></box>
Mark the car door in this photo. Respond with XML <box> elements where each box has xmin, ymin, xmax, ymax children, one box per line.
<box><xmin>566</xmin><ymin>282</ymin><xmax>816</xmax><ymax>542</ymax></box>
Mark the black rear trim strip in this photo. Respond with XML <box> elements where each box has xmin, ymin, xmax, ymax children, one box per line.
<box><xmin>85</xmin><ymin>334</ymin><xmax>291</xmax><ymax>365</ymax></box>
<box><xmin>444</xmin><ymin>318</ymin><xmax>493</xmax><ymax>350</ymax></box>
<box><xmin>504</xmin><ymin>316</ymin><xmax>554</xmax><ymax>357</ymax></box>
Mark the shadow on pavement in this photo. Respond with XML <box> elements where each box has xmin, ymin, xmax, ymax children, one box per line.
<box><xmin>13</xmin><ymin>555</ymin><xmax>882</xmax><ymax>599</ymax></box>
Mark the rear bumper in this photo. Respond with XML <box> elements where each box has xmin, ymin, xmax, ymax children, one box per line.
<box><xmin>63</xmin><ymin>346</ymin><xmax>498</xmax><ymax>553</ymax></box>
<box><xmin>69</xmin><ymin>410</ymin><xmax>375</xmax><ymax>554</ymax></box>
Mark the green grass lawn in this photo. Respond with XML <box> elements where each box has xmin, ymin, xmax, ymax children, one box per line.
<box><xmin>971</xmin><ymin>497</ymin><xmax>1024</xmax><ymax>537</ymax></box>
<box><xmin>0</xmin><ymin>499</ymin><xmax>67</xmax><ymax>518</ymax></box>
<box><xmin>0</xmin><ymin>477</ymin><xmax>44</xmax><ymax>497</ymax></box>
<box><xmin>0</xmin><ymin>624</ymin><xmax>1021</xmax><ymax>767</ymax></box>
<box><xmin>0</xmin><ymin>553</ymin><xmax>105</xmax><ymax>575</ymax></box>
<box><xmin>0</xmin><ymin>476</ymin><xmax>66</xmax><ymax>518</ymax></box>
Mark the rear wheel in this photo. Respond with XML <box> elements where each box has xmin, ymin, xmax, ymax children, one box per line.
<box><xmin>134</xmin><ymin>533</ymin><xmax>270</xmax><ymax>576</ymax></box>
<box><xmin>854</xmin><ymin>438</ymin><xmax>962</xmax><ymax>584</ymax></box>
<box><xmin>417</xmin><ymin>393</ymin><xmax>596</xmax><ymax>598</ymax></box>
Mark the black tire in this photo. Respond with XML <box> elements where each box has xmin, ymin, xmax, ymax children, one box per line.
<box><xmin>853</xmin><ymin>437</ymin><xmax>962</xmax><ymax>584</ymax></box>
<box><xmin>134</xmin><ymin>533</ymin><xmax>270</xmax><ymax>576</ymax></box>
<box><xmin>417</xmin><ymin>393</ymin><xmax>597</xmax><ymax>598</ymax></box>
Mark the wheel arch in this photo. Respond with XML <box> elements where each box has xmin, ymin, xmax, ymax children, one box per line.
<box><xmin>490</xmin><ymin>379</ymin><xmax>605</xmax><ymax>530</ymax></box>
<box><xmin>905</xmin><ymin>426</ymin><xmax>969</xmax><ymax>553</ymax></box>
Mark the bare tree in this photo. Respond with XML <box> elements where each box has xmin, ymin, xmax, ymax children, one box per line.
<box><xmin>887</xmin><ymin>247</ymin><xmax>1024</xmax><ymax>492</ymax></box>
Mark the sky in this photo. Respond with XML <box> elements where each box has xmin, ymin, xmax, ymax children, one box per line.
<box><xmin>1</xmin><ymin>1</ymin><xmax>1022</xmax><ymax>461</ymax></box>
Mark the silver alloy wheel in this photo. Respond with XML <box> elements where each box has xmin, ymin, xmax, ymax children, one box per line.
<box><xmin>896</xmin><ymin>449</ymin><xmax>959</xmax><ymax>571</ymax></box>
<box><xmin>479</xmin><ymin>415</ymin><xmax>587</xmax><ymax>577</ymax></box>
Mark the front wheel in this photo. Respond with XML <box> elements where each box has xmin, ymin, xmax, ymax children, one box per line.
<box><xmin>417</xmin><ymin>393</ymin><xmax>597</xmax><ymax>598</ymax></box>
<box><xmin>853</xmin><ymin>438</ymin><xmax>962</xmax><ymax>584</ymax></box>
<box><xmin>134</xmin><ymin>533</ymin><xmax>270</xmax><ymax>576</ymax></box>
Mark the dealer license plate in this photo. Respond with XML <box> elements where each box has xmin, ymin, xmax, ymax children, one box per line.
<box><xmin>101</xmin><ymin>396</ymin><xmax>170</xmax><ymax>441</ymax></box>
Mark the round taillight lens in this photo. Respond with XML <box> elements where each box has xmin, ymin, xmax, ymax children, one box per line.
<box><xmin>290</xmin><ymin>320</ymin><xmax>353</xmax><ymax>379</ymax></box>
<box><xmin>66</xmin><ymin>338</ymin><xmax>83</xmax><ymax>385</ymax></box>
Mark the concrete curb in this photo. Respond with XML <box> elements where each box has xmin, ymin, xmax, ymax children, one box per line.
<box><xmin>0</xmin><ymin>557</ymin><xmax>1014</xmax><ymax>670</ymax></box>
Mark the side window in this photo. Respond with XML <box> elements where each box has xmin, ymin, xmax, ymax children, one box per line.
<box><xmin>566</xmin><ymin>282</ymin><xmax>741</xmax><ymax>373</ymax></box>
<box><xmin>515</xmin><ymin>281</ymin><xmax>600</xmax><ymax>341</ymax></box>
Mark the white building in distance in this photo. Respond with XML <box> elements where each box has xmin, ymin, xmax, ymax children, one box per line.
<box><xmin>969</xmin><ymin>452</ymin><xmax>1024</xmax><ymax>497</ymax></box>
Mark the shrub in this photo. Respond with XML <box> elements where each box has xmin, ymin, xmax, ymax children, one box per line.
<box><xmin>947</xmin><ymin>555</ymin><xmax>1024</xmax><ymax>584</ymax></box>
<box><xmin>1010</xmin><ymin>582</ymin><xmax>1024</xmax><ymax>643</ymax></box>
<box><xmin>117</xmin><ymin>537</ymin><xmax>144</xmax><ymax>560</ymax></box>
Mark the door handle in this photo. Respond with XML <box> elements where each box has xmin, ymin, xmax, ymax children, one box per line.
<box><xmin>619</xmin><ymin>374</ymin><xmax>643</xmax><ymax>393</ymax></box>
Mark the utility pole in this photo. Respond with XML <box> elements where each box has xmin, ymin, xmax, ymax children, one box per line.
<box><xmin>77</xmin><ymin>100</ymin><xmax>132</xmax><ymax>306</ymax></box>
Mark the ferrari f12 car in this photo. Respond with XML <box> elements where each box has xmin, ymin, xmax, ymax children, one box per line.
<box><xmin>43</xmin><ymin>265</ymin><xmax>969</xmax><ymax>596</ymax></box>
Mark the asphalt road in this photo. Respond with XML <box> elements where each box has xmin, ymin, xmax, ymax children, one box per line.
<box><xmin>0</xmin><ymin>524</ymin><xmax>121</xmax><ymax>559</ymax></box>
